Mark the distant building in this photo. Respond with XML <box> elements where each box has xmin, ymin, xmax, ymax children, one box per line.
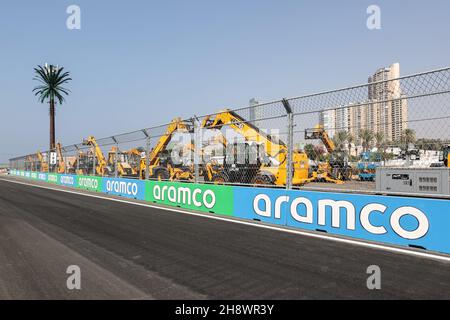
<box><xmin>248</xmin><ymin>98</ymin><xmax>261</xmax><ymax>127</ymax></box>
<box><xmin>319</xmin><ymin>63</ymin><xmax>408</xmax><ymax>145</ymax></box>
<box><xmin>319</xmin><ymin>109</ymin><xmax>336</xmax><ymax>138</ymax></box>
<box><xmin>368</xmin><ymin>63</ymin><xmax>408</xmax><ymax>142</ymax></box>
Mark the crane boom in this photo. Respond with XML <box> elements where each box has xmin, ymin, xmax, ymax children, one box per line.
<box><xmin>56</xmin><ymin>142</ymin><xmax>66</xmax><ymax>173</ymax></box>
<box><xmin>202</xmin><ymin>110</ymin><xmax>287</xmax><ymax>164</ymax></box>
<box><xmin>149</xmin><ymin>118</ymin><xmax>191</xmax><ymax>166</ymax></box>
<box><xmin>304</xmin><ymin>125</ymin><xmax>336</xmax><ymax>153</ymax></box>
<box><xmin>82</xmin><ymin>136</ymin><xmax>109</xmax><ymax>175</ymax></box>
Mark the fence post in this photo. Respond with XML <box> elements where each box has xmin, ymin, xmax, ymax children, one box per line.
<box><xmin>282</xmin><ymin>99</ymin><xmax>293</xmax><ymax>190</ymax></box>
<box><xmin>194</xmin><ymin>118</ymin><xmax>201</xmax><ymax>184</ymax></box>
<box><xmin>142</xmin><ymin>129</ymin><xmax>150</xmax><ymax>180</ymax></box>
<box><xmin>146</xmin><ymin>137</ymin><xmax>150</xmax><ymax>180</ymax></box>
<box><xmin>112</xmin><ymin>137</ymin><xmax>119</xmax><ymax>178</ymax></box>
<box><xmin>76</xmin><ymin>147</ymin><xmax>80</xmax><ymax>174</ymax></box>
<box><xmin>64</xmin><ymin>148</ymin><xmax>68</xmax><ymax>174</ymax></box>
<box><xmin>93</xmin><ymin>152</ymin><xmax>96</xmax><ymax>176</ymax></box>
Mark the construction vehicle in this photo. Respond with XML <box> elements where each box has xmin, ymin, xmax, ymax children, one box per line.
<box><xmin>431</xmin><ymin>145</ymin><xmax>450</xmax><ymax>168</ymax></box>
<box><xmin>200</xmin><ymin>110</ymin><xmax>313</xmax><ymax>186</ymax></box>
<box><xmin>357</xmin><ymin>163</ymin><xmax>378</xmax><ymax>181</ymax></box>
<box><xmin>36</xmin><ymin>151</ymin><xmax>49</xmax><ymax>172</ymax></box>
<box><xmin>203</xmin><ymin>141</ymin><xmax>265</xmax><ymax>184</ymax></box>
<box><xmin>56</xmin><ymin>142</ymin><xmax>66</xmax><ymax>174</ymax></box>
<box><xmin>71</xmin><ymin>151</ymin><xmax>93</xmax><ymax>175</ymax></box>
<box><xmin>107</xmin><ymin>146</ymin><xmax>137</xmax><ymax>177</ymax></box>
<box><xmin>304</xmin><ymin>125</ymin><xmax>352</xmax><ymax>183</ymax></box>
<box><xmin>126</xmin><ymin>148</ymin><xmax>145</xmax><ymax>177</ymax></box>
<box><xmin>26</xmin><ymin>155</ymin><xmax>36</xmax><ymax>171</ymax></box>
<box><xmin>444</xmin><ymin>145</ymin><xmax>450</xmax><ymax>167</ymax></box>
<box><xmin>139</xmin><ymin>118</ymin><xmax>195</xmax><ymax>181</ymax></box>
<box><xmin>82</xmin><ymin>136</ymin><xmax>111</xmax><ymax>176</ymax></box>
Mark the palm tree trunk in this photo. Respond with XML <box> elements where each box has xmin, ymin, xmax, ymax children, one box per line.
<box><xmin>49</xmin><ymin>99</ymin><xmax>55</xmax><ymax>151</ymax></box>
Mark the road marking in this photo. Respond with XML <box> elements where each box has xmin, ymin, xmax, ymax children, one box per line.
<box><xmin>2</xmin><ymin>177</ymin><xmax>450</xmax><ymax>264</ymax></box>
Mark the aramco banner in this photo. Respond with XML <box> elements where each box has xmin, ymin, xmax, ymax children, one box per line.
<box><xmin>233</xmin><ymin>187</ymin><xmax>450</xmax><ymax>254</ymax></box>
<box><xmin>103</xmin><ymin>177</ymin><xmax>145</xmax><ymax>200</ymax></box>
<box><xmin>145</xmin><ymin>181</ymin><xmax>234</xmax><ymax>216</ymax></box>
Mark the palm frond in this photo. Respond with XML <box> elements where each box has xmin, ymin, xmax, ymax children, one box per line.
<box><xmin>32</xmin><ymin>64</ymin><xmax>72</xmax><ymax>105</ymax></box>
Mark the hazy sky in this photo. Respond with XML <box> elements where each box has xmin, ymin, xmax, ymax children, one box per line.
<box><xmin>1</xmin><ymin>0</ymin><xmax>449</xmax><ymax>162</ymax></box>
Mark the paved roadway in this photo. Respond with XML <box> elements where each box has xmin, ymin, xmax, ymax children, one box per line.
<box><xmin>0</xmin><ymin>176</ymin><xmax>449</xmax><ymax>299</ymax></box>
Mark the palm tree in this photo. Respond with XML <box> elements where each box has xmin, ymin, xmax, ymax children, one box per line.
<box><xmin>375</xmin><ymin>132</ymin><xmax>385</xmax><ymax>150</ymax></box>
<box><xmin>33</xmin><ymin>64</ymin><xmax>72</xmax><ymax>151</ymax></box>
<box><xmin>333</xmin><ymin>131</ymin><xmax>349</xmax><ymax>153</ymax></box>
<box><xmin>360</xmin><ymin>129</ymin><xmax>373</xmax><ymax>152</ymax></box>
<box><xmin>401</xmin><ymin>129</ymin><xmax>416</xmax><ymax>149</ymax></box>
<box><xmin>347</xmin><ymin>134</ymin><xmax>354</xmax><ymax>157</ymax></box>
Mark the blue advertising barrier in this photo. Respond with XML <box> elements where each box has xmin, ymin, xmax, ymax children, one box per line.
<box><xmin>37</xmin><ymin>172</ymin><xmax>48</xmax><ymax>182</ymax></box>
<box><xmin>9</xmin><ymin>171</ymin><xmax>450</xmax><ymax>255</ymax></box>
<box><xmin>233</xmin><ymin>187</ymin><xmax>288</xmax><ymax>226</ymax></box>
<box><xmin>233</xmin><ymin>186</ymin><xmax>450</xmax><ymax>254</ymax></box>
<box><xmin>58</xmin><ymin>174</ymin><xmax>77</xmax><ymax>187</ymax></box>
<box><xmin>102</xmin><ymin>177</ymin><xmax>146</xmax><ymax>200</ymax></box>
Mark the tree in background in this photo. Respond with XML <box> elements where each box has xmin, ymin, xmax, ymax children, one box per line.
<box><xmin>360</xmin><ymin>129</ymin><xmax>374</xmax><ymax>153</ymax></box>
<box><xmin>32</xmin><ymin>64</ymin><xmax>72</xmax><ymax>151</ymax></box>
<box><xmin>333</xmin><ymin>131</ymin><xmax>349</xmax><ymax>154</ymax></box>
<box><xmin>401</xmin><ymin>129</ymin><xmax>417</xmax><ymax>150</ymax></box>
<box><xmin>347</xmin><ymin>133</ymin><xmax>355</xmax><ymax>157</ymax></box>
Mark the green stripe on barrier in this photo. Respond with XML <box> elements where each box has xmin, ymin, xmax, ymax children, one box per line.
<box><xmin>145</xmin><ymin>180</ymin><xmax>234</xmax><ymax>216</ymax></box>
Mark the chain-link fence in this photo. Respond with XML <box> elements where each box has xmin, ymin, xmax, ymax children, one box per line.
<box><xmin>9</xmin><ymin>67</ymin><xmax>450</xmax><ymax>195</ymax></box>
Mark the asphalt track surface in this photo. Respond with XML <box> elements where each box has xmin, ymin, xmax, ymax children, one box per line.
<box><xmin>0</xmin><ymin>176</ymin><xmax>449</xmax><ymax>299</ymax></box>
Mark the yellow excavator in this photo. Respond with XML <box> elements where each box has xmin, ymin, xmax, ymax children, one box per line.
<box><xmin>200</xmin><ymin>110</ymin><xmax>314</xmax><ymax>186</ymax></box>
<box><xmin>56</xmin><ymin>142</ymin><xmax>67</xmax><ymax>174</ymax></box>
<box><xmin>138</xmin><ymin>118</ymin><xmax>195</xmax><ymax>181</ymax></box>
<box><xmin>304</xmin><ymin>125</ymin><xmax>352</xmax><ymax>183</ymax></box>
<box><xmin>127</xmin><ymin>148</ymin><xmax>146</xmax><ymax>177</ymax></box>
<box><xmin>107</xmin><ymin>146</ymin><xmax>137</xmax><ymax>177</ymax></box>
<box><xmin>82</xmin><ymin>136</ymin><xmax>110</xmax><ymax>176</ymax></box>
<box><xmin>26</xmin><ymin>155</ymin><xmax>36</xmax><ymax>171</ymax></box>
<box><xmin>71</xmin><ymin>151</ymin><xmax>92</xmax><ymax>175</ymax></box>
<box><xmin>36</xmin><ymin>151</ymin><xmax>49</xmax><ymax>172</ymax></box>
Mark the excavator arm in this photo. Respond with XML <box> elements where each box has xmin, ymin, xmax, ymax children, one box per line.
<box><xmin>304</xmin><ymin>125</ymin><xmax>336</xmax><ymax>153</ymax></box>
<box><xmin>304</xmin><ymin>125</ymin><xmax>349</xmax><ymax>183</ymax></box>
<box><xmin>138</xmin><ymin>118</ymin><xmax>194</xmax><ymax>180</ymax></box>
<box><xmin>82</xmin><ymin>136</ymin><xmax>109</xmax><ymax>175</ymax></box>
<box><xmin>56</xmin><ymin>142</ymin><xmax>66</xmax><ymax>173</ymax></box>
<box><xmin>202</xmin><ymin>110</ymin><xmax>287</xmax><ymax>165</ymax></box>
<box><xmin>36</xmin><ymin>151</ymin><xmax>49</xmax><ymax>172</ymax></box>
<box><xmin>201</xmin><ymin>110</ymin><xmax>313</xmax><ymax>186</ymax></box>
<box><xmin>149</xmin><ymin>118</ymin><xmax>191</xmax><ymax>166</ymax></box>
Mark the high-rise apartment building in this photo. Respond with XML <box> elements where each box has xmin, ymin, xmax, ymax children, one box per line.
<box><xmin>319</xmin><ymin>109</ymin><xmax>336</xmax><ymax>138</ymax></box>
<box><xmin>319</xmin><ymin>63</ymin><xmax>408</xmax><ymax>145</ymax></box>
<box><xmin>368</xmin><ymin>63</ymin><xmax>408</xmax><ymax>142</ymax></box>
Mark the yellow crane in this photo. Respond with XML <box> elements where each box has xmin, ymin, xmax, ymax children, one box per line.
<box><xmin>26</xmin><ymin>155</ymin><xmax>36</xmax><ymax>171</ymax></box>
<box><xmin>71</xmin><ymin>151</ymin><xmax>92</xmax><ymax>175</ymax></box>
<box><xmin>36</xmin><ymin>151</ymin><xmax>49</xmax><ymax>172</ymax></box>
<box><xmin>107</xmin><ymin>146</ymin><xmax>137</xmax><ymax>177</ymax></box>
<box><xmin>304</xmin><ymin>125</ymin><xmax>351</xmax><ymax>183</ymax></box>
<box><xmin>200</xmin><ymin>110</ymin><xmax>313</xmax><ymax>186</ymax></box>
<box><xmin>56</xmin><ymin>142</ymin><xmax>67</xmax><ymax>174</ymax></box>
<box><xmin>139</xmin><ymin>118</ymin><xmax>195</xmax><ymax>181</ymax></box>
<box><xmin>82</xmin><ymin>136</ymin><xmax>110</xmax><ymax>176</ymax></box>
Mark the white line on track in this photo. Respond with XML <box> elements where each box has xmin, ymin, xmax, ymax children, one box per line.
<box><xmin>2</xmin><ymin>177</ymin><xmax>450</xmax><ymax>264</ymax></box>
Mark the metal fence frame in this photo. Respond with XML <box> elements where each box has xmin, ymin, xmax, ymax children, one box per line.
<box><xmin>9</xmin><ymin>66</ymin><xmax>450</xmax><ymax>196</ymax></box>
